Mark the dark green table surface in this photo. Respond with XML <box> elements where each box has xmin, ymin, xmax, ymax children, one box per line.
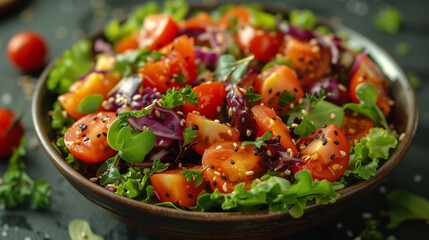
<box><xmin>1</xmin><ymin>0</ymin><xmax>428</xmax><ymax>239</ymax></box>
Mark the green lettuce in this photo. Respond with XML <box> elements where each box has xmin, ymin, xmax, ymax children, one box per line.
<box><xmin>342</xmin><ymin>128</ymin><xmax>398</xmax><ymax>182</ymax></box>
<box><xmin>195</xmin><ymin>170</ymin><xmax>338</xmax><ymax>218</ymax></box>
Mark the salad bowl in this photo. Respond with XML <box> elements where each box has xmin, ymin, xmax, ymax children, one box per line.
<box><xmin>32</xmin><ymin>3</ymin><xmax>418</xmax><ymax>240</ymax></box>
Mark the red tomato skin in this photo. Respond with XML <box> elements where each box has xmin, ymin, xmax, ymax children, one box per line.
<box><xmin>292</xmin><ymin>125</ymin><xmax>350</xmax><ymax>182</ymax></box>
<box><xmin>236</xmin><ymin>27</ymin><xmax>281</xmax><ymax>62</ymax></box>
<box><xmin>0</xmin><ymin>108</ymin><xmax>24</xmax><ymax>158</ymax></box>
<box><xmin>217</xmin><ymin>7</ymin><xmax>251</xmax><ymax>29</ymax></box>
<box><xmin>179</xmin><ymin>12</ymin><xmax>215</xmax><ymax>31</ymax></box>
<box><xmin>7</xmin><ymin>31</ymin><xmax>47</xmax><ymax>72</ymax></box>
<box><xmin>64</xmin><ymin>112</ymin><xmax>118</xmax><ymax>163</ymax></box>
<box><xmin>182</xmin><ymin>82</ymin><xmax>226</xmax><ymax>119</ymax></box>
<box><xmin>150</xmin><ymin>165</ymin><xmax>206</xmax><ymax>207</ymax></box>
<box><xmin>114</xmin><ymin>31</ymin><xmax>139</xmax><ymax>53</ymax></box>
<box><xmin>138</xmin><ymin>14</ymin><xmax>179</xmax><ymax>50</ymax></box>
<box><xmin>251</xmin><ymin>104</ymin><xmax>298</xmax><ymax>156</ymax></box>
<box><xmin>185</xmin><ymin>113</ymin><xmax>240</xmax><ymax>155</ymax></box>
<box><xmin>341</xmin><ymin>109</ymin><xmax>374</xmax><ymax>146</ymax></box>
<box><xmin>202</xmin><ymin>141</ymin><xmax>267</xmax><ymax>194</ymax></box>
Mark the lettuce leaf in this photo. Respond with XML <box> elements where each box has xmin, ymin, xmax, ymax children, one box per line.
<box><xmin>195</xmin><ymin>170</ymin><xmax>338</xmax><ymax>218</ymax></box>
<box><xmin>342</xmin><ymin>128</ymin><xmax>398</xmax><ymax>182</ymax></box>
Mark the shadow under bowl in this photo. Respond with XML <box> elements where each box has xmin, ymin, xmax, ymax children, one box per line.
<box><xmin>32</xmin><ymin>4</ymin><xmax>418</xmax><ymax>240</ymax></box>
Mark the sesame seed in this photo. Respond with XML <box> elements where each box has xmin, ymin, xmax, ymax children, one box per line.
<box><xmin>89</xmin><ymin>177</ymin><xmax>98</xmax><ymax>182</ymax></box>
<box><xmin>330</xmin><ymin>113</ymin><xmax>336</xmax><ymax>120</ymax></box>
<box><xmin>222</xmin><ymin>183</ymin><xmax>228</xmax><ymax>192</ymax></box>
<box><xmin>164</xmin><ymin>163</ymin><xmax>170</xmax><ymax>167</ymax></box>
<box><xmin>216</xmin><ymin>145</ymin><xmax>222</xmax><ymax>150</ymax></box>
<box><xmin>246</xmin><ymin>129</ymin><xmax>252</xmax><ymax>137</ymax></box>
<box><xmin>176</xmin><ymin>111</ymin><xmax>184</xmax><ymax>115</ymax></box>
<box><xmin>245</xmin><ymin>171</ymin><xmax>254</xmax><ymax>176</ymax></box>
<box><xmin>301</xmin><ymin>109</ymin><xmax>308</xmax><ymax>115</ymax></box>
<box><xmin>334</xmin><ymin>141</ymin><xmax>339</xmax><ymax>145</ymax></box>
<box><xmin>155</xmin><ymin>110</ymin><xmax>161</xmax><ymax>118</ymax></box>
<box><xmin>159</xmin><ymin>140</ymin><xmax>164</xmax><ymax>145</ymax></box>
<box><xmin>332</xmin><ymin>164</ymin><xmax>339</xmax><ymax>170</ymax></box>
<box><xmin>230</xmin><ymin>159</ymin><xmax>235</xmax><ymax>164</ymax></box>
<box><xmin>290</xmin><ymin>103</ymin><xmax>295</xmax><ymax>109</ymax></box>
<box><xmin>192</xmin><ymin>124</ymin><xmax>199</xmax><ymax>130</ymax></box>
<box><xmin>318</xmin><ymin>130</ymin><xmax>323</xmax><ymax>134</ymax></box>
<box><xmin>330</xmin><ymin>154</ymin><xmax>335</xmax><ymax>160</ymax></box>
<box><xmin>399</xmin><ymin>133</ymin><xmax>405</xmax><ymax>141</ymax></box>
<box><xmin>81</xmin><ymin>232</ymin><xmax>87</xmax><ymax>238</ymax></box>
<box><xmin>221</xmin><ymin>176</ymin><xmax>227</xmax><ymax>180</ymax></box>
<box><xmin>291</xmin><ymin>123</ymin><xmax>299</xmax><ymax>128</ymax></box>
<box><xmin>322</xmin><ymin>140</ymin><xmax>328</xmax><ymax>145</ymax></box>
<box><xmin>214</xmin><ymin>171</ymin><xmax>221</xmax><ymax>176</ymax></box>
<box><xmin>340</xmin><ymin>150</ymin><xmax>347</xmax><ymax>157</ymax></box>
<box><xmin>338</xmin><ymin>84</ymin><xmax>347</xmax><ymax>92</ymax></box>
<box><xmin>188</xmin><ymin>194</ymin><xmax>193</xmax><ymax>198</ymax></box>
<box><xmin>210</xmin><ymin>164</ymin><xmax>214</xmax><ymax>169</ymax></box>
<box><xmin>227</xmin><ymin>130</ymin><xmax>233</xmax><ymax>136</ymax></box>
<box><xmin>334</xmin><ymin>130</ymin><xmax>338</xmax><ymax>136</ymax></box>
<box><xmin>216</xmin><ymin>106</ymin><xmax>221</xmax><ymax>112</ymax></box>
<box><xmin>348</xmin><ymin>128</ymin><xmax>356</xmax><ymax>134</ymax></box>
<box><xmin>213</xmin><ymin>181</ymin><xmax>217</xmax><ymax>186</ymax></box>
<box><xmin>102</xmin><ymin>132</ymin><xmax>107</xmax><ymax>136</ymax></box>
<box><xmin>165</xmin><ymin>192</ymin><xmax>170</xmax><ymax>198</ymax></box>
<box><xmin>214</xmin><ymin>119</ymin><xmax>220</xmax><ymax>123</ymax></box>
<box><xmin>267</xmin><ymin>150</ymin><xmax>272</xmax><ymax>157</ymax></box>
<box><xmin>97</xmin><ymin>134</ymin><xmax>101</xmax><ymax>138</ymax></box>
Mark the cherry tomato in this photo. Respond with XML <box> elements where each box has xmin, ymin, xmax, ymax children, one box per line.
<box><xmin>150</xmin><ymin>165</ymin><xmax>207</xmax><ymax>207</ymax></box>
<box><xmin>138</xmin><ymin>35</ymin><xmax>197</xmax><ymax>93</ymax></box>
<box><xmin>251</xmin><ymin>104</ymin><xmax>298</xmax><ymax>156</ymax></box>
<box><xmin>182</xmin><ymin>82</ymin><xmax>226</xmax><ymax>119</ymax></box>
<box><xmin>0</xmin><ymin>108</ymin><xmax>24</xmax><ymax>158</ymax></box>
<box><xmin>236</xmin><ymin>26</ymin><xmax>281</xmax><ymax>62</ymax></box>
<box><xmin>217</xmin><ymin>7</ymin><xmax>251</xmax><ymax>29</ymax></box>
<box><xmin>349</xmin><ymin>56</ymin><xmax>391</xmax><ymax>115</ymax></box>
<box><xmin>7</xmin><ymin>31</ymin><xmax>47</xmax><ymax>72</ymax></box>
<box><xmin>283</xmin><ymin>36</ymin><xmax>331</xmax><ymax>88</ymax></box>
<box><xmin>202</xmin><ymin>141</ymin><xmax>267</xmax><ymax>193</ymax></box>
<box><xmin>179</xmin><ymin>12</ymin><xmax>215</xmax><ymax>31</ymax></box>
<box><xmin>293</xmin><ymin>124</ymin><xmax>350</xmax><ymax>182</ymax></box>
<box><xmin>138</xmin><ymin>14</ymin><xmax>179</xmax><ymax>50</ymax></box>
<box><xmin>256</xmin><ymin>65</ymin><xmax>304</xmax><ymax>114</ymax></box>
<box><xmin>64</xmin><ymin>112</ymin><xmax>118</xmax><ymax>163</ymax></box>
<box><xmin>114</xmin><ymin>30</ymin><xmax>139</xmax><ymax>53</ymax></box>
<box><xmin>341</xmin><ymin>109</ymin><xmax>374</xmax><ymax>146</ymax></box>
<box><xmin>185</xmin><ymin>113</ymin><xmax>240</xmax><ymax>155</ymax></box>
<box><xmin>58</xmin><ymin>72</ymin><xmax>121</xmax><ymax>119</ymax></box>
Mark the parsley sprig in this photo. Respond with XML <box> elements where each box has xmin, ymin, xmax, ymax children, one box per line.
<box><xmin>181</xmin><ymin>167</ymin><xmax>207</xmax><ymax>187</ymax></box>
<box><xmin>160</xmin><ymin>85</ymin><xmax>199</xmax><ymax>109</ymax></box>
<box><xmin>243</xmin><ymin>132</ymin><xmax>272</xmax><ymax>148</ymax></box>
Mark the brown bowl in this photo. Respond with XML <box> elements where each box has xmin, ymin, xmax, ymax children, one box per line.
<box><xmin>32</xmin><ymin>4</ymin><xmax>418</xmax><ymax>240</ymax></box>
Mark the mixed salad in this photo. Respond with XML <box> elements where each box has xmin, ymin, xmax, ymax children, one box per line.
<box><xmin>48</xmin><ymin>1</ymin><xmax>399</xmax><ymax>217</ymax></box>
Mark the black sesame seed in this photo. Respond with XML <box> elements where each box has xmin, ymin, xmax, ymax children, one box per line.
<box><xmin>213</xmin><ymin>181</ymin><xmax>217</xmax><ymax>186</ymax></box>
<box><xmin>221</xmin><ymin>176</ymin><xmax>227</xmax><ymax>180</ymax></box>
<box><xmin>210</xmin><ymin>164</ymin><xmax>214</xmax><ymax>169</ymax></box>
<box><xmin>115</xmin><ymin>113</ymin><xmax>119</xmax><ymax>117</ymax></box>
<box><xmin>268</xmin><ymin>98</ymin><xmax>275</xmax><ymax>105</ymax></box>
<box><xmin>318</xmin><ymin>130</ymin><xmax>322</xmax><ymax>134</ymax></box>
<box><xmin>268</xmin><ymin>88</ymin><xmax>272</xmax><ymax>94</ymax></box>
<box><xmin>93</xmin><ymin>116</ymin><xmax>97</xmax><ymax>120</ymax></box>
<box><xmin>322</xmin><ymin>124</ymin><xmax>327</xmax><ymax>128</ymax></box>
<box><xmin>308</xmin><ymin>138</ymin><xmax>313</xmax><ymax>144</ymax></box>
<box><xmin>322</xmin><ymin>140</ymin><xmax>328</xmax><ymax>145</ymax></box>
<box><xmin>230</xmin><ymin>159</ymin><xmax>235</xmax><ymax>164</ymax></box>
<box><xmin>165</xmin><ymin>82</ymin><xmax>171</xmax><ymax>86</ymax></box>
<box><xmin>84</xmin><ymin>138</ymin><xmax>89</xmax><ymax>142</ymax></box>
<box><xmin>277</xmin><ymin>108</ymin><xmax>283</xmax><ymax>112</ymax></box>
<box><xmin>160</xmin><ymin>115</ymin><xmax>165</xmax><ymax>120</ymax></box>
<box><xmin>233</xmin><ymin>147</ymin><xmax>238</xmax><ymax>152</ymax></box>
<box><xmin>334</xmin><ymin>130</ymin><xmax>338</xmax><ymax>136</ymax></box>
<box><xmin>82</xmin><ymin>134</ymin><xmax>86</xmax><ymax>138</ymax></box>
<box><xmin>170</xmin><ymin>46</ymin><xmax>174</xmax><ymax>50</ymax></box>
<box><xmin>272</xmin><ymin>117</ymin><xmax>276</xmax><ymax>121</ymax></box>
<box><xmin>171</xmin><ymin>125</ymin><xmax>176</xmax><ymax>131</ymax></box>
<box><xmin>241</xmin><ymin>117</ymin><xmax>246</xmax><ymax>124</ymax></box>
<box><xmin>293</xmin><ymin>88</ymin><xmax>298</xmax><ymax>93</ymax></box>
<box><xmin>102</xmin><ymin>119</ymin><xmax>106</xmax><ymax>123</ymax></box>
<box><xmin>192</xmin><ymin>124</ymin><xmax>199</xmax><ymax>130</ymax></box>
<box><xmin>330</xmin><ymin>154</ymin><xmax>335</xmax><ymax>160</ymax></box>
<box><xmin>173</xmin><ymin>201</ymin><xmax>179</xmax><ymax>207</ymax></box>
<box><xmin>308</xmin><ymin>60</ymin><xmax>313</xmax><ymax>65</ymax></box>
<box><xmin>276</xmin><ymin>92</ymin><xmax>280</xmax><ymax>97</ymax></box>
<box><xmin>334</xmin><ymin>141</ymin><xmax>339</xmax><ymax>145</ymax></box>
<box><xmin>316</xmin><ymin>135</ymin><xmax>320</xmax><ymax>140</ymax></box>
<box><xmin>188</xmin><ymin>194</ymin><xmax>193</xmax><ymax>198</ymax></box>
<box><xmin>165</xmin><ymin>192</ymin><xmax>170</xmax><ymax>198</ymax></box>
<box><xmin>102</xmin><ymin>132</ymin><xmax>107</xmax><ymax>137</ymax></box>
<box><xmin>185</xmin><ymin>56</ymin><xmax>190</xmax><ymax>61</ymax></box>
<box><xmin>298</xmin><ymin>57</ymin><xmax>304</xmax><ymax>62</ymax></box>
<box><xmin>97</xmin><ymin>134</ymin><xmax>101</xmax><ymax>138</ymax></box>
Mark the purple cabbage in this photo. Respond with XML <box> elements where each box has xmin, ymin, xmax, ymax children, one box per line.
<box><xmin>178</xmin><ymin>28</ymin><xmax>205</xmax><ymax>39</ymax></box>
<box><xmin>94</xmin><ymin>39</ymin><xmax>115</xmax><ymax>56</ymax></box>
<box><xmin>104</xmin><ymin>75</ymin><xmax>142</xmax><ymax>111</ymax></box>
<box><xmin>130</xmin><ymin>87</ymin><xmax>162</xmax><ymax>111</ymax></box>
<box><xmin>194</xmin><ymin>47</ymin><xmax>221</xmax><ymax>66</ymax></box>
<box><xmin>348</xmin><ymin>49</ymin><xmax>368</xmax><ymax>80</ymax></box>
<box><xmin>307</xmin><ymin>77</ymin><xmax>349</xmax><ymax>105</ymax></box>
<box><xmin>226</xmin><ymin>84</ymin><xmax>259</xmax><ymax>141</ymax></box>
<box><xmin>127</xmin><ymin>106</ymin><xmax>184</xmax><ymax>146</ymax></box>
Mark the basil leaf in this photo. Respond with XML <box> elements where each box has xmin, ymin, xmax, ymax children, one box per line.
<box><xmin>77</xmin><ymin>94</ymin><xmax>103</xmax><ymax>114</ymax></box>
<box><xmin>150</xmin><ymin>159</ymin><xmax>168</xmax><ymax>176</ymax></box>
<box><xmin>287</xmin><ymin>100</ymin><xmax>344</xmax><ymax>129</ymax></box>
<box><xmin>355</xmin><ymin>83</ymin><xmax>377</xmax><ymax>108</ymax></box>
<box><xmin>278</xmin><ymin>90</ymin><xmax>297</xmax><ymax>108</ymax></box>
<box><xmin>230</xmin><ymin>60</ymin><xmax>249</xmax><ymax>83</ymax></box>
<box><xmin>68</xmin><ymin>219</ymin><xmax>104</xmax><ymax>240</ymax></box>
<box><xmin>183</xmin><ymin>126</ymin><xmax>198</xmax><ymax>147</ymax></box>
<box><xmin>215</xmin><ymin>54</ymin><xmax>237</xmax><ymax>82</ymax></box>
<box><xmin>118</xmin><ymin>129</ymin><xmax>156</xmax><ymax>163</ymax></box>
<box><xmin>294</xmin><ymin>116</ymin><xmax>316</xmax><ymax>138</ymax></box>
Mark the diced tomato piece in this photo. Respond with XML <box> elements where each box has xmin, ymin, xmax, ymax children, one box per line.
<box><xmin>182</xmin><ymin>82</ymin><xmax>226</xmax><ymax>119</ymax></box>
<box><xmin>64</xmin><ymin>112</ymin><xmax>118</xmax><ymax>163</ymax></box>
<box><xmin>114</xmin><ymin>31</ymin><xmax>139</xmax><ymax>53</ymax></box>
<box><xmin>139</xmin><ymin>14</ymin><xmax>179</xmax><ymax>50</ymax></box>
<box><xmin>185</xmin><ymin>113</ymin><xmax>240</xmax><ymax>155</ymax></box>
<box><xmin>256</xmin><ymin>65</ymin><xmax>304</xmax><ymax>114</ymax></box>
<box><xmin>341</xmin><ymin>109</ymin><xmax>374</xmax><ymax>146</ymax></box>
<box><xmin>150</xmin><ymin>165</ymin><xmax>206</xmax><ymax>207</ymax></box>
<box><xmin>293</xmin><ymin>124</ymin><xmax>350</xmax><ymax>182</ymax></box>
<box><xmin>283</xmin><ymin>36</ymin><xmax>331</xmax><ymax>88</ymax></box>
<box><xmin>58</xmin><ymin>72</ymin><xmax>121</xmax><ymax>120</ymax></box>
<box><xmin>236</xmin><ymin>26</ymin><xmax>281</xmax><ymax>62</ymax></box>
<box><xmin>202</xmin><ymin>141</ymin><xmax>267</xmax><ymax>193</ymax></box>
<box><xmin>251</xmin><ymin>104</ymin><xmax>298</xmax><ymax>156</ymax></box>
<box><xmin>349</xmin><ymin>56</ymin><xmax>391</xmax><ymax>115</ymax></box>
<box><xmin>179</xmin><ymin>12</ymin><xmax>215</xmax><ymax>31</ymax></box>
<box><xmin>217</xmin><ymin>7</ymin><xmax>251</xmax><ymax>29</ymax></box>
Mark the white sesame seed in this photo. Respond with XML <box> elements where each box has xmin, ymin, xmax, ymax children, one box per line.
<box><xmin>287</xmin><ymin>148</ymin><xmax>292</xmax><ymax>153</ymax></box>
<box><xmin>399</xmin><ymin>133</ymin><xmax>405</xmax><ymax>141</ymax></box>
<box><xmin>216</xmin><ymin>145</ymin><xmax>222</xmax><ymax>150</ymax></box>
<box><xmin>233</xmin><ymin>142</ymin><xmax>238</xmax><ymax>148</ymax></box>
<box><xmin>267</xmin><ymin>150</ymin><xmax>272</xmax><ymax>157</ymax></box>
<box><xmin>304</xmin><ymin>156</ymin><xmax>310</xmax><ymax>161</ymax></box>
<box><xmin>246</xmin><ymin>129</ymin><xmax>252</xmax><ymax>137</ymax></box>
<box><xmin>388</xmin><ymin>99</ymin><xmax>395</xmax><ymax>106</ymax></box>
<box><xmin>340</xmin><ymin>150</ymin><xmax>347</xmax><ymax>157</ymax></box>
<box><xmin>330</xmin><ymin>113</ymin><xmax>336</xmax><ymax>120</ymax></box>
<box><xmin>217</xmin><ymin>106</ymin><xmax>221</xmax><ymax>113</ymax></box>
<box><xmin>214</xmin><ymin>171</ymin><xmax>221</xmax><ymax>176</ymax></box>
<box><xmin>62</xmin><ymin>110</ymin><xmax>68</xmax><ymax>118</ymax></box>
<box><xmin>178</xmin><ymin>162</ymin><xmax>183</xmax><ymax>168</ymax></box>
<box><xmin>290</xmin><ymin>103</ymin><xmax>295</xmax><ymax>109</ymax></box>
<box><xmin>155</xmin><ymin>110</ymin><xmax>161</xmax><ymax>118</ymax></box>
<box><xmin>291</xmin><ymin>123</ymin><xmax>299</xmax><ymax>128</ymax></box>
<box><xmin>301</xmin><ymin>109</ymin><xmax>308</xmax><ymax>115</ymax></box>
<box><xmin>222</xmin><ymin>183</ymin><xmax>228</xmax><ymax>192</ymax></box>
<box><xmin>338</xmin><ymin>84</ymin><xmax>347</xmax><ymax>92</ymax></box>
<box><xmin>159</xmin><ymin>140</ymin><xmax>164</xmax><ymax>145</ymax></box>
<box><xmin>89</xmin><ymin>177</ymin><xmax>98</xmax><ymax>182</ymax></box>
<box><xmin>132</xmin><ymin>94</ymin><xmax>142</xmax><ymax>100</ymax></box>
<box><xmin>176</xmin><ymin>111</ymin><xmax>184</xmax><ymax>115</ymax></box>
<box><xmin>298</xmin><ymin>98</ymin><xmax>303</xmax><ymax>104</ymax></box>
<box><xmin>214</xmin><ymin>119</ymin><xmax>221</xmax><ymax>123</ymax></box>
<box><xmin>245</xmin><ymin>171</ymin><xmax>254</xmax><ymax>176</ymax></box>
<box><xmin>227</xmin><ymin>130</ymin><xmax>233</xmax><ymax>136</ymax></box>
<box><xmin>164</xmin><ymin>163</ymin><xmax>170</xmax><ymax>167</ymax></box>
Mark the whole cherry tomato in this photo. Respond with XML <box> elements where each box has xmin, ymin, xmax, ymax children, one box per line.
<box><xmin>7</xmin><ymin>31</ymin><xmax>48</xmax><ymax>72</ymax></box>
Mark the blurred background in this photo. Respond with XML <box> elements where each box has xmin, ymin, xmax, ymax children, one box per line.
<box><xmin>0</xmin><ymin>0</ymin><xmax>428</xmax><ymax>239</ymax></box>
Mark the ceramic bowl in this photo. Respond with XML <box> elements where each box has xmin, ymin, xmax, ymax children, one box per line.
<box><xmin>32</xmin><ymin>4</ymin><xmax>418</xmax><ymax>240</ymax></box>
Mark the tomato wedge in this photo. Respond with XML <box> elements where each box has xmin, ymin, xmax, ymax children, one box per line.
<box><xmin>341</xmin><ymin>109</ymin><xmax>374</xmax><ymax>146</ymax></box>
<box><xmin>179</xmin><ymin>12</ymin><xmax>215</xmax><ymax>31</ymax></box>
<box><xmin>182</xmin><ymin>82</ymin><xmax>226</xmax><ymax>119</ymax></box>
<box><xmin>283</xmin><ymin>36</ymin><xmax>331</xmax><ymax>88</ymax></box>
<box><xmin>114</xmin><ymin>31</ymin><xmax>139</xmax><ymax>53</ymax></box>
<box><xmin>150</xmin><ymin>165</ymin><xmax>206</xmax><ymax>207</ymax></box>
<box><xmin>185</xmin><ymin>113</ymin><xmax>240</xmax><ymax>155</ymax></box>
<box><xmin>58</xmin><ymin>72</ymin><xmax>121</xmax><ymax>120</ymax></box>
<box><xmin>138</xmin><ymin>14</ymin><xmax>179</xmax><ymax>50</ymax></box>
<box><xmin>349</xmin><ymin>56</ymin><xmax>391</xmax><ymax>115</ymax></box>
<box><xmin>217</xmin><ymin>7</ymin><xmax>251</xmax><ymax>29</ymax></box>
<box><xmin>202</xmin><ymin>141</ymin><xmax>267</xmax><ymax>193</ymax></box>
<box><xmin>64</xmin><ymin>112</ymin><xmax>118</xmax><ymax>163</ymax></box>
<box><xmin>293</xmin><ymin>124</ymin><xmax>350</xmax><ymax>182</ymax></box>
<box><xmin>236</xmin><ymin>26</ymin><xmax>281</xmax><ymax>62</ymax></box>
<box><xmin>251</xmin><ymin>104</ymin><xmax>298</xmax><ymax>156</ymax></box>
<box><xmin>256</xmin><ymin>65</ymin><xmax>304</xmax><ymax>114</ymax></box>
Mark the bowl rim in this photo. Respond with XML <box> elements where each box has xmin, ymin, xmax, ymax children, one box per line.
<box><xmin>32</xmin><ymin>3</ymin><xmax>419</xmax><ymax>222</ymax></box>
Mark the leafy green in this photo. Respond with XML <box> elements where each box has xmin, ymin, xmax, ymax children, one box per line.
<box><xmin>51</xmin><ymin>101</ymin><xmax>75</xmax><ymax>133</ymax></box>
<box><xmin>149</xmin><ymin>159</ymin><xmax>169</xmax><ymax>176</ymax></box>
<box><xmin>160</xmin><ymin>85</ymin><xmax>199</xmax><ymax>109</ymax></box>
<box><xmin>215</xmin><ymin>54</ymin><xmax>254</xmax><ymax>82</ymax></box>
<box><xmin>163</xmin><ymin>0</ymin><xmax>189</xmax><ymax>21</ymax></box>
<box><xmin>381</xmin><ymin>190</ymin><xmax>429</xmax><ymax>229</ymax></box>
<box><xmin>343</xmin><ymin>83</ymin><xmax>387</xmax><ymax>127</ymax></box>
<box><xmin>196</xmin><ymin>170</ymin><xmax>338</xmax><ymax>217</ymax></box>
<box><xmin>76</xmin><ymin>94</ymin><xmax>103</xmax><ymax>114</ymax></box>
<box><xmin>408</xmin><ymin>71</ymin><xmax>421</xmax><ymax>89</ymax></box>
<box><xmin>342</xmin><ymin>128</ymin><xmax>398</xmax><ymax>181</ymax></box>
<box><xmin>183</xmin><ymin>126</ymin><xmax>198</xmax><ymax>147</ymax></box>
<box><xmin>113</xmin><ymin>49</ymin><xmax>164</xmax><ymax>78</ymax></box>
<box><xmin>68</xmin><ymin>219</ymin><xmax>104</xmax><ymax>240</ymax></box>
<box><xmin>294</xmin><ymin>116</ymin><xmax>316</xmax><ymax>138</ymax></box>
<box><xmin>395</xmin><ymin>42</ymin><xmax>411</xmax><ymax>56</ymax></box>
<box><xmin>47</xmin><ymin>40</ymin><xmax>93</xmax><ymax>94</ymax></box>
<box><xmin>358</xmin><ymin>220</ymin><xmax>383</xmax><ymax>240</ymax></box>
<box><xmin>289</xmin><ymin>9</ymin><xmax>317</xmax><ymax>30</ymax></box>
<box><xmin>0</xmin><ymin>139</ymin><xmax>51</xmax><ymax>209</ymax></box>
<box><xmin>243</xmin><ymin>132</ymin><xmax>272</xmax><ymax>148</ymax></box>
<box><xmin>181</xmin><ymin>167</ymin><xmax>206</xmax><ymax>188</ymax></box>
<box><xmin>244</xmin><ymin>87</ymin><xmax>262</xmax><ymax>106</ymax></box>
<box><xmin>98</xmin><ymin>154</ymin><xmax>122</xmax><ymax>186</ymax></box>
<box><xmin>373</xmin><ymin>7</ymin><xmax>402</xmax><ymax>34</ymax></box>
<box><xmin>247</xmin><ymin>8</ymin><xmax>277</xmax><ymax>31</ymax></box>
<box><xmin>104</xmin><ymin>2</ymin><xmax>161</xmax><ymax>43</ymax></box>
<box><xmin>278</xmin><ymin>90</ymin><xmax>297</xmax><ymax>108</ymax></box>
<box><xmin>261</xmin><ymin>55</ymin><xmax>291</xmax><ymax>72</ymax></box>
